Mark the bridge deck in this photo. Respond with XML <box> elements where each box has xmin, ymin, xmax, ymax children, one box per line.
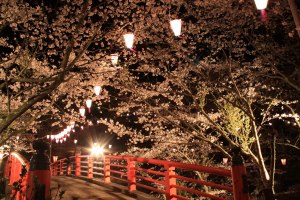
<box><xmin>51</xmin><ymin>176</ymin><xmax>155</xmax><ymax>200</ymax></box>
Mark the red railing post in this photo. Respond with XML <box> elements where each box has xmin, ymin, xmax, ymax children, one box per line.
<box><xmin>60</xmin><ymin>160</ymin><xmax>64</xmax><ymax>175</ymax></box>
<box><xmin>75</xmin><ymin>153</ymin><xmax>81</xmax><ymax>176</ymax></box>
<box><xmin>53</xmin><ymin>162</ymin><xmax>58</xmax><ymax>176</ymax></box>
<box><xmin>87</xmin><ymin>156</ymin><xmax>93</xmax><ymax>178</ymax></box>
<box><xmin>127</xmin><ymin>157</ymin><xmax>136</xmax><ymax>191</ymax></box>
<box><xmin>231</xmin><ymin>148</ymin><xmax>250</xmax><ymax>200</ymax></box>
<box><xmin>164</xmin><ymin>164</ymin><xmax>177</xmax><ymax>200</ymax></box>
<box><xmin>67</xmin><ymin>163</ymin><xmax>71</xmax><ymax>175</ymax></box>
<box><xmin>104</xmin><ymin>156</ymin><xmax>111</xmax><ymax>183</ymax></box>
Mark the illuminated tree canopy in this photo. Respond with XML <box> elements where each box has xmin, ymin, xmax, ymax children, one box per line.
<box><xmin>0</xmin><ymin>0</ymin><xmax>299</xmax><ymax>197</ymax></box>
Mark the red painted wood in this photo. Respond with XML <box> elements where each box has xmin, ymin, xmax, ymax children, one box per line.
<box><xmin>175</xmin><ymin>185</ymin><xmax>226</xmax><ymax>200</ymax></box>
<box><xmin>232</xmin><ymin>165</ymin><xmax>250</xmax><ymax>200</ymax></box>
<box><xmin>104</xmin><ymin>157</ymin><xmax>110</xmax><ymax>183</ymax></box>
<box><xmin>75</xmin><ymin>153</ymin><xmax>81</xmax><ymax>176</ymax></box>
<box><xmin>165</xmin><ymin>164</ymin><xmax>177</xmax><ymax>200</ymax></box>
<box><xmin>27</xmin><ymin>170</ymin><xmax>51</xmax><ymax>199</ymax></box>
<box><xmin>52</xmin><ymin>155</ymin><xmax>238</xmax><ymax>200</ymax></box>
<box><xmin>87</xmin><ymin>157</ymin><xmax>93</xmax><ymax>178</ymax></box>
<box><xmin>127</xmin><ymin>157</ymin><xmax>136</xmax><ymax>191</ymax></box>
<box><xmin>172</xmin><ymin>174</ymin><xmax>233</xmax><ymax>192</ymax></box>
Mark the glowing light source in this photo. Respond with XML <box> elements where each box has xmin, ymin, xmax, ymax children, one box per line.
<box><xmin>108</xmin><ymin>144</ymin><xmax>112</xmax><ymax>149</ymax></box>
<box><xmin>70</xmin><ymin>121</ymin><xmax>75</xmax><ymax>128</ymax></box>
<box><xmin>170</xmin><ymin>19</ymin><xmax>182</xmax><ymax>36</ymax></box>
<box><xmin>94</xmin><ymin>86</ymin><xmax>101</xmax><ymax>96</ymax></box>
<box><xmin>223</xmin><ymin>157</ymin><xmax>228</xmax><ymax>165</ymax></box>
<box><xmin>91</xmin><ymin>144</ymin><xmax>104</xmax><ymax>157</ymax></box>
<box><xmin>123</xmin><ymin>33</ymin><xmax>134</xmax><ymax>49</ymax></box>
<box><xmin>111</xmin><ymin>54</ymin><xmax>119</xmax><ymax>66</ymax></box>
<box><xmin>47</xmin><ymin>135</ymin><xmax>50</xmax><ymax>139</ymax></box>
<box><xmin>74</xmin><ymin>139</ymin><xmax>78</xmax><ymax>144</ymax></box>
<box><xmin>53</xmin><ymin>156</ymin><xmax>58</xmax><ymax>163</ymax></box>
<box><xmin>79</xmin><ymin>107</ymin><xmax>85</xmax><ymax>117</ymax></box>
<box><xmin>281</xmin><ymin>158</ymin><xmax>287</xmax><ymax>166</ymax></box>
<box><xmin>254</xmin><ymin>0</ymin><xmax>268</xmax><ymax>10</ymax></box>
<box><xmin>86</xmin><ymin>99</ymin><xmax>92</xmax><ymax>112</ymax></box>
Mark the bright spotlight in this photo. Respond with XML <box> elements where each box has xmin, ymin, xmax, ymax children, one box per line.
<box><xmin>91</xmin><ymin>144</ymin><xmax>104</xmax><ymax>157</ymax></box>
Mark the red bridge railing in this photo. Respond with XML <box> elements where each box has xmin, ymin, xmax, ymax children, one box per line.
<box><xmin>3</xmin><ymin>152</ymin><xmax>29</xmax><ymax>200</ymax></box>
<box><xmin>51</xmin><ymin>153</ymin><xmax>248</xmax><ymax>200</ymax></box>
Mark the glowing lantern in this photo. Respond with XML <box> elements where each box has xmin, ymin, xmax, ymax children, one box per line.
<box><xmin>79</xmin><ymin>107</ymin><xmax>85</xmax><ymax>117</ymax></box>
<box><xmin>63</xmin><ymin>138</ymin><xmax>66</xmax><ymax>141</ymax></box>
<box><xmin>108</xmin><ymin>144</ymin><xmax>112</xmax><ymax>149</ymax></box>
<box><xmin>170</xmin><ymin>19</ymin><xmax>182</xmax><ymax>36</ymax></box>
<box><xmin>123</xmin><ymin>33</ymin><xmax>134</xmax><ymax>49</ymax></box>
<box><xmin>53</xmin><ymin>156</ymin><xmax>58</xmax><ymax>163</ymax></box>
<box><xmin>281</xmin><ymin>158</ymin><xmax>287</xmax><ymax>166</ymax></box>
<box><xmin>111</xmin><ymin>54</ymin><xmax>119</xmax><ymax>66</ymax></box>
<box><xmin>254</xmin><ymin>0</ymin><xmax>268</xmax><ymax>10</ymax></box>
<box><xmin>46</xmin><ymin>135</ymin><xmax>50</xmax><ymax>139</ymax></box>
<box><xmin>74</xmin><ymin>139</ymin><xmax>78</xmax><ymax>144</ymax></box>
<box><xmin>223</xmin><ymin>157</ymin><xmax>229</xmax><ymax>165</ymax></box>
<box><xmin>86</xmin><ymin>99</ymin><xmax>92</xmax><ymax>112</ymax></box>
<box><xmin>94</xmin><ymin>86</ymin><xmax>101</xmax><ymax>96</ymax></box>
<box><xmin>51</xmin><ymin>135</ymin><xmax>55</xmax><ymax>140</ymax></box>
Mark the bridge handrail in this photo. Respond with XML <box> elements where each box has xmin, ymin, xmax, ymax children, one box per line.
<box><xmin>51</xmin><ymin>154</ymin><xmax>235</xmax><ymax>200</ymax></box>
<box><xmin>4</xmin><ymin>152</ymin><xmax>30</xmax><ymax>200</ymax></box>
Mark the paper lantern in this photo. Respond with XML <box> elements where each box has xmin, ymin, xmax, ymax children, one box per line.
<box><xmin>170</xmin><ymin>19</ymin><xmax>182</xmax><ymax>36</ymax></box>
<box><xmin>124</xmin><ymin>33</ymin><xmax>134</xmax><ymax>48</ymax></box>
<box><xmin>254</xmin><ymin>0</ymin><xmax>268</xmax><ymax>10</ymax></box>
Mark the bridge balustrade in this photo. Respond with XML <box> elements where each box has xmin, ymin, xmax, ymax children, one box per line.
<box><xmin>51</xmin><ymin>154</ymin><xmax>246</xmax><ymax>200</ymax></box>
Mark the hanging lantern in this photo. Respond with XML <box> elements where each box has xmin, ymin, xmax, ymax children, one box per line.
<box><xmin>86</xmin><ymin>99</ymin><xmax>92</xmax><ymax>112</ymax></box>
<box><xmin>53</xmin><ymin>156</ymin><xmax>58</xmax><ymax>163</ymax></box>
<box><xmin>74</xmin><ymin>139</ymin><xmax>78</xmax><ymax>144</ymax></box>
<box><xmin>170</xmin><ymin>19</ymin><xmax>182</xmax><ymax>36</ymax></box>
<box><xmin>281</xmin><ymin>158</ymin><xmax>287</xmax><ymax>166</ymax></box>
<box><xmin>79</xmin><ymin>107</ymin><xmax>85</xmax><ymax>117</ymax></box>
<box><xmin>108</xmin><ymin>144</ymin><xmax>112</xmax><ymax>149</ymax></box>
<box><xmin>46</xmin><ymin>135</ymin><xmax>50</xmax><ymax>139</ymax></box>
<box><xmin>254</xmin><ymin>0</ymin><xmax>268</xmax><ymax>10</ymax></box>
<box><xmin>63</xmin><ymin>138</ymin><xmax>67</xmax><ymax>141</ymax></box>
<box><xmin>123</xmin><ymin>33</ymin><xmax>134</xmax><ymax>49</ymax></box>
<box><xmin>111</xmin><ymin>53</ymin><xmax>119</xmax><ymax>66</ymax></box>
<box><xmin>51</xmin><ymin>135</ymin><xmax>55</xmax><ymax>140</ymax></box>
<box><xmin>94</xmin><ymin>86</ymin><xmax>101</xmax><ymax>96</ymax></box>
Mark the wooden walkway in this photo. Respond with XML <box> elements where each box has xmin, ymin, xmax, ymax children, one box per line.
<box><xmin>51</xmin><ymin>176</ymin><xmax>156</xmax><ymax>200</ymax></box>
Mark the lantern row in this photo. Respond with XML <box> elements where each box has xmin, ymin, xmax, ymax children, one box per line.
<box><xmin>53</xmin><ymin>2</ymin><xmax>268</xmax><ymax>143</ymax></box>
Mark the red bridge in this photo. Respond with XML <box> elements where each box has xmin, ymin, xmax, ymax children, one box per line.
<box><xmin>0</xmin><ymin>151</ymin><xmax>250</xmax><ymax>200</ymax></box>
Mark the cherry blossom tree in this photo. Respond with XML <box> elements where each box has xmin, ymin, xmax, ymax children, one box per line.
<box><xmin>0</xmin><ymin>0</ymin><xmax>299</xmax><ymax>198</ymax></box>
